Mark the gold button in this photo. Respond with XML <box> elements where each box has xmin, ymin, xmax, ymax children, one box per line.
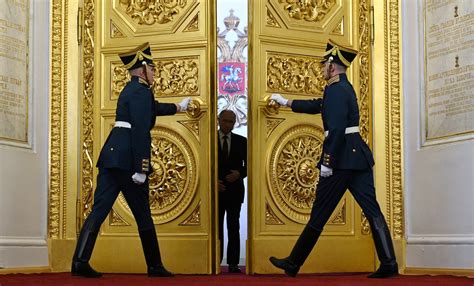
<box><xmin>352</xmin><ymin>149</ymin><xmax>356</xmax><ymax>152</ymax></box>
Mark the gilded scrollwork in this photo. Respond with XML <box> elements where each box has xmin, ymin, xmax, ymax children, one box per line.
<box><xmin>119</xmin><ymin>0</ymin><xmax>190</xmax><ymax>25</ymax></box>
<box><xmin>277</xmin><ymin>0</ymin><xmax>336</xmax><ymax>22</ymax></box>
<box><xmin>265</xmin><ymin>202</ymin><xmax>284</xmax><ymax>225</ymax></box>
<box><xmin>361</xmin><ymin>212</ymin><xmax>370</xmax><ymax>235</ymax></box>
<box><xmin>118</xmin><ymin>127</ymin><xmax>197</xmax><ymax>224</ymax></box>
<box><xmin>331</xmin><ymin>18</ymin><xmax>343</xmax><ymax>35</ymax></box>
<box><xmin>109</xmin><ymin>209</ymin><xmax>131</xmax><ymax>226</ymax></box>
<box><xmin>49</xmin><ymin>0</ymin><xmax>64</xmax><ymax>239</ymax></box>
<box><xmin>81</xmin><ymin>0</ymin><xmax>95</xmax><ymax>222</ymax></box>
<box><xmin>328</xmin><ymin>199</ymin><xmax>346</xmax><ymax>224</ymax></box>
<box><xmin>269</xmin><ymin>125</ymin><xmax>325</xmax><ymax>223</ymax></box>
<box><xmin>178</xmin><ymin>120</ymin><xmax>200</xmax><ymax>140</ymax></box>
<box><xmin>179</xmin><ymin>202</ymin><xmax>201</xmax><ymax>225</ymax></box>
<box><xmin>267</xmin><ymin>53</ymin><xmax>325</xmax><ymax>97</ymax></box>
<box><xmin>153</xmin><ymin>57</ymin><xmax>199</xmax><ymax>96</ymax></box>
<box><xmin>110</xmin><ymin>20</ymin><xmax>125</xmax><ymax>38</ymax></box>
<box><xmin>358</xmin><ymin>0</ymin><xmax>370</xmax><ymax>143</ymax></box>
<box><xmin>112</xmin><ymin>63</ymin><xmax>131</xmax><ymax>99</ymax></box>
<box><xmin>266</xmin><ymin>7</ymin><xmax>281</xmax><ymax>28</ymax></box>
<box><xmin>183</xmin><ymin>13</ymin><xmax>199</xmax><ymax>32</ymax></box>
<box><xmin>266</xmin><ymin>118</ymin><xmax>285</xmax><ymax>137</ymax></box>
<box><xmin>386</xmin><ymin>0</ymin><xmax>403</xmax><ymax>239</ymax></box>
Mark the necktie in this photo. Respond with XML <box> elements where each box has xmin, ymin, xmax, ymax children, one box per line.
<box><xmin>222</xmin><ymin>135</ymin><xmax>229</xmax><ymax>161</ymax></box>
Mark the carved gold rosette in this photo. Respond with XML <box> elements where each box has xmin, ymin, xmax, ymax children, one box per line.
<box><xmin>267</xmin><ymin>53</ymin><xmax>325</xmax><ymax>97</ymax></box>
<box><xmin>268</xmin><ymin>125</ymin><xmax>325</xmax><ymax>223</ymax></box>
<box><xmin>117</xmin><ymin>127</ymin><xmax>197</xmax><ymax>224</ymax></box>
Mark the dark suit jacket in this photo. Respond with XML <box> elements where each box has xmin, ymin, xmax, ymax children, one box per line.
<box><xmin>97</xmin><ymin>76</ymin><xmax>177</xmax><ymax>174</ymax></box>
<box><xmin>291</xmin><ymin>73</ymin><xmax>374</xmax><ymax>170</ymax></box>
<box><xmin>218</xmin><ymin>132</ymin><xmax>247</xmax><ymax>204</ymax></box>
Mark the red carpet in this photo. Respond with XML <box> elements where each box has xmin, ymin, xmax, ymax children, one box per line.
<box><xmin>1</xmin><ymin>272</ymin><xmax>473</xmax><ymax>286</ymax></box>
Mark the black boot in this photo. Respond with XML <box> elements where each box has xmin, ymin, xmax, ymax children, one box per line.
<box><xmin>368</xmin><ymin>216</ymin><xmax>398</xmax><ymax>278</ymax></box>
<box><xmin>269</xmin><ymin>225</ymin><xmax>321</xmax><ymax>277</ymax></box>
<box><xmin>139</xmin><ymin>228</ymin><xmax>174</xmax><ymax>277</ymax></box>
<box><xmin>71</xmin><ymin>229</ymin><xmax>102</xmax><ymax>278</ymax></box>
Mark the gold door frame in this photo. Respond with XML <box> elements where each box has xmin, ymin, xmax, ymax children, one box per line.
<box><xmin>246</xmin><ymin>0</ymin><xmax>405</xmax><ymax>273</ymax></box>
<box><xmin>48</xmin><ymin>0</ymin><xmax>219</xmax><ymax>274</ymax></box>
<box><xmin>47</xmin><ymin>0</ymin><xmax>404</xmax><ymax>274</ymax></box>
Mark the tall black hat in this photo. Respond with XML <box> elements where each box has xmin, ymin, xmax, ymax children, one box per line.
<box><xmin>119</xmin><ymin>42</ymin><xmax>155</xmax><ymax>70</ymax></box>
<box><xmin>321</xmin><ymin>39</ymin><xmax>358</xmax><ymax>67</ymax></box>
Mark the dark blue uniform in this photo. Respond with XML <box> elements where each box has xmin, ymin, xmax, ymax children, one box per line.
<box><xmin>291</xmin><ymin>73</ymin><xmax>383</xmax><ymax>230</ymax></box>
<box><xmin>270</xmin><ymin>40</ymin><xmax>397</xmax><ymax>279</ymax></box>
<box><xmin>72</xmin><ymin>42</ymin><xmax>177</xmax><ymax>278</ymax></box>
<box><xmin>85</xmin><ymin>76</ymin><xmax>177</xmax><ymax>232</ymax></box>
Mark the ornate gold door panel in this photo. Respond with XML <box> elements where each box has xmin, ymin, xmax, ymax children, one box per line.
<box><xmin>78</xmin><ymin>0</ymin><xmax>216</xmax><ymax>274</ymax></box>
<box><xmin>248</xmin><ymin>0</ymin><xmax>374</xmax><ymax>273</ymax></box>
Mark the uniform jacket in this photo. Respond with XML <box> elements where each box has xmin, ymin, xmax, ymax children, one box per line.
<box><xmin>97</xmin><ymin>76</ymin><xmax>177</xmax><ymax>173</ymax></box>
<box><xmin>218</xmin><ymin>132</ymin><xmax>247</xmax><ymax>204</ymax></box>
<box><xmin>291</xmin><ymin>73</ymin><xmax>374</xmax><ymax>170</ymax></box>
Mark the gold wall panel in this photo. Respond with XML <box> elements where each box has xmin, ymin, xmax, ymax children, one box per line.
<box><xmin>266</xmin><ymin>53</ymin><xmax>325</xmax><ymax>97</ymax></box>
<box><xmin>248</xmin><ymin>0</ymin><xmax>375</xmax><ymax>274</ymax></box>
<box><xmin>119</xmin><ymin>0</ymin><xmax>191</xmax><ymax>25</ymax></box>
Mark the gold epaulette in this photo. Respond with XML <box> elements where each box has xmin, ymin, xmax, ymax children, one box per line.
<box><xmin>327</xmin><ymin>75</ymin><xmax>340</xmax><ymax>86</ymax></box>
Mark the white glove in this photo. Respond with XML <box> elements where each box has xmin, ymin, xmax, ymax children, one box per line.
<box><xmin>178</xmin><ymin>97</ymin><xmax>191</xmax><ymax>112</ymax></box>
<box><xmin>320</xmin><ymin>165</ymin><xmax>333</xmax><ymax>177</ymax></box>
<box><xmin>270</xmin><ymin>93</ymin><xmax>288</xmax><ymax>106</ymax></box>
<box><xmin>132</xmin><ymin>172</ymin><xmax>147</xmax><ymax>185</ymax></box>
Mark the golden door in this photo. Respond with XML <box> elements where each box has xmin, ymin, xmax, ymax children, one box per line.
<box><xmin>247</xmin><ymin>0</ymin><xmax>375</xmax><ymax>273</ymax></box>
<box><xmin>77</xmin><ymin>0</ymin><xmax>217</xmax><ymax>274</ymax></box>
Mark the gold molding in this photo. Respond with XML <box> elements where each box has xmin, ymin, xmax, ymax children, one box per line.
<box><xmin>49</xmin><ymin>0</ymin><xmax>69</xmax><ymax>239</ymax></box>
<box><xmin>80</xmin><ymin>0</ymin><xmax>95</xmax><ymax>223</ymax></box>
<box><xmin>384</xmin><ymin>0</ymin><xmax>404</xmax><ymax>239</ymax></box>
<box><xmin>359</xmin><ymin>0</ymin><xmax>370</xmax><ymax>144</ymax></box>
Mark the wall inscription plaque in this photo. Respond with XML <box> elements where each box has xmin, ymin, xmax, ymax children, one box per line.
<box><xmin>0</xmin><ymin>0</ymin><xmax>29</xmax><ymax>143</ymax></box>
<box><xmin>424</xmin><ymin>0</ymin><xmax>473</xmax><ymax>142</ymax></box>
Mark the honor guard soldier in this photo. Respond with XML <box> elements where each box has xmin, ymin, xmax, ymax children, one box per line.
<box><xmin>269</xmin><ymin>39</ymin><xmax>398</xmax><ymax>278</ymax></box>
<box><xmin>71</xmin><ymin>42</ymin><xmax>191</xmax><ymax>278</ymax></box>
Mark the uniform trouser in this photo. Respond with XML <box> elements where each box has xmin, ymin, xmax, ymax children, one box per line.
<box><xmin>218</xmin><ymin>195</ymin><xmax>242</xmax><ymax>266</ymax></box>
<box><xmin>81</xmin><ymin>168</ymin><xmax>154</xmax><ymax>232</ymax></box>
<box><xmin>308</xmin><ymin>169</ymin><xmax>384</xmax><ymax>231</ymax></box>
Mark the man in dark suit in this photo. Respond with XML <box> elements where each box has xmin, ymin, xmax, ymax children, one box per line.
<box><xmin>71</xmin><ymin>42</ymin><xmax>191</xmax><ymax>278</ymax></box>
<box><xmin>217</xmin><ymin>110</ymin><xmax>247</xmax><ymax>273</ymax></box>
<box><xmin>268</xmin><ymin>39</ymin><xmax>398</xmax><ymax>278</ymax></box>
